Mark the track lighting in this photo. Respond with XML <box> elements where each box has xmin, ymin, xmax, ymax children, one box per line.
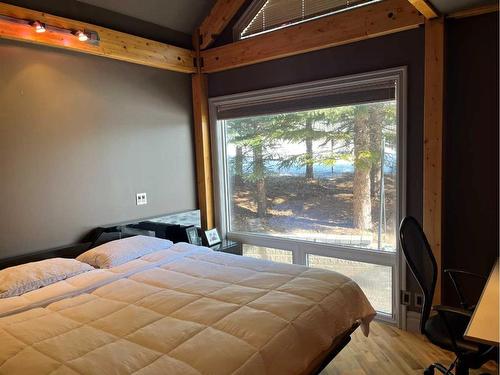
<box><xmin>0</xmin><ymin>14</ymin><xmax>99</xmax><ymax>45</ymax></box>
<box><xmin>30</xmin><ymin>21</ymin><xmax>46</xmax><ymax>33</ymax></box>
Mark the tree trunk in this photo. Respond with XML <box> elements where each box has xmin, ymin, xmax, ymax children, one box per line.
<box><xmin>353</xmin><ymin>109</ymin><xmax>372</xmax><ymax>231</ymax></box>
<box><xmin>305</xmin><ymin>118</ymin><xmax>314</xmax><ymax>179</ymax></box>
<box><xmin>369</xmin><ymin>108</ymin><xmax>383</xmax><ymax>198</ymax></box>
<box><xmin>253</xmin><ymin>143</ymin><xmax>267</xmax><ymax>218</ymax></box>
<box><xmin>234</xmin><ymin>146</ymin><xmax>243</xmax><ymax>186</ymax></box>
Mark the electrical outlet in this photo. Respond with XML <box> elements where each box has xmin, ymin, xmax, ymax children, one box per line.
<box><xmin>401</xmin><ymin>290</ymin><xmax>411</xmax><ymax>306</ymax></box>
<box><xmin>136</xmin><ymin>193</ymin><xmax>147</xmax><ymax>206</ymax></box>
<box><xmin>415</xmin><ymin>293</ymin><xmax>424</xmax><ymax>308</ymax></box>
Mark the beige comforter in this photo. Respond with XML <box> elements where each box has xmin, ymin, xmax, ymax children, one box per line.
<box><xmin>0</xmin><ymin>243</ymin><xmax>375</xmax><ymax>375</ymax></box>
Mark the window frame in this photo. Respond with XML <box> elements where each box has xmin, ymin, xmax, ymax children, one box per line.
<box><xmin>232</xmin><ymin>0</ymin><xmax>383</xmax><ymax>41</ymax></box>
<box><xmin>209</xmin><ymin>67</ymin><xmax>407</xmax><ymax>326</ymax></box>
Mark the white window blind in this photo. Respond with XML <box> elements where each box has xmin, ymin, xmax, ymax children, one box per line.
<box><xmin>241</xmin><ymin>0</ymin><xmax>380</xmax><ymax>39</ymax></box>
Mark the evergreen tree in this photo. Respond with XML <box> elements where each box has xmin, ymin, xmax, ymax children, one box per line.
<box><xmin>226</xmin><ymin>115</ymin><xmax>279</xmax><ymax>218</ymax></box>
<box><xmin>275</xmin><ymin>110</ymin><xmax>328</xmax><ymax>179</ymax></box>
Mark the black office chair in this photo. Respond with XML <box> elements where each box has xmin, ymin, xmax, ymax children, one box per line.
<box><xmin>399</xmin><ymin>216</ymin><xmax>496</xmax><ymax>375</ymax></box>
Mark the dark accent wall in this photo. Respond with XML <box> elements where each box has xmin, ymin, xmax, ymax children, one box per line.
<box><xmin>0</xmin><ymin>39</ymin><xmax>196</xmax><ymax>258</ymax></box>
<box><xmin>2</xmin><ymin>0</ymin><xmax>192</xmax><ymax>48</ymax></box>
<box><xmin>442</xmin><ymin>12</ymin><xmax>499</xmax><ymax>306</ymax></box>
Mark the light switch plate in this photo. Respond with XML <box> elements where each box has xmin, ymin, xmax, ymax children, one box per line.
<box><xmin>136</xmin><ymin>193</ymin><xmax>147</xmax><ymax>206</ymax></box>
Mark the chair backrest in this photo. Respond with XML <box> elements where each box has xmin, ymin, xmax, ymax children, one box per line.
<box><xmin>399</xmin><ymin>216</ymin><xmax>437</xmax><ymax>334</ymax></box>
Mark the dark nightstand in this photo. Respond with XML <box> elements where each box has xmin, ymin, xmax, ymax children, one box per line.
<box><xmin>210</xmin><ymin>240</ymin><xmax>242</xmax><ymax>255</ymax></box>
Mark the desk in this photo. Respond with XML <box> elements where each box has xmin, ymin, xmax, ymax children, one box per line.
<box><xmin>464</xmin><ymin>259</ymin><xmax>499</xmax><ymax>346</ymax></box>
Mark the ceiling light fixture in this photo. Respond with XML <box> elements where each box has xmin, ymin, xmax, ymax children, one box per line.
<box><xmin>30</xmin><ymin>21</ymin><xmax>46</xmax><ymax>33</ymax></box>
<box><xmin>73</xmin><ymin>30</ymin><xmax>89</xmax><ymax>42</ymax></box>
<box><xmin>0</xmin><ymin>14</ymin><xmax>99</xmax><ymax>45</ymax></box>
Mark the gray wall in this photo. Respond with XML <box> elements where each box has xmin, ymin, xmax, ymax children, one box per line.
<box><xmin>0</xmin><ymin>39</ymin><xmax>197</xmax><ymax>257</ymax></box>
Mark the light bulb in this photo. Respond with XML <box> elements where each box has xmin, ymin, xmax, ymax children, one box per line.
<box><xmin>31</xmin><ymin>21</ymin><xmax>46</xmax><ymax>33</ymax></box>
<box><xmin>75</xmin><ymin>30</ymin><xmax>88</xmax><ymax>42</ymax></box>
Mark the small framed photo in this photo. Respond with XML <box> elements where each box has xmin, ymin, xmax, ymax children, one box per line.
<box><xmin>186</xmin><ymin>226</ymin><xmax>201</xmax><ymax>245</ymax></box>
<box><xmin>204</xmin><ymin>228</ymin><xmax>221</xmax><ymax>246</ymax></box>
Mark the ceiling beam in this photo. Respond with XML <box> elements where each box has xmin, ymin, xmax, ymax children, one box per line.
<box><xmin>0</xmin><ymin>2</ymin><xmax>196</xmax><ymax>73</ymax></box>
<box><xmin>407</xmin><ymin>0</ymin><xmax>439</xmax><ymax>19</ymax></box>
<box><xmin>200</xmin><ymin>0</ymin><xmax>424</xmax><ymax>73</ymax></box>
<box><xmin>197</xmin><ymin>0</ymin><xmax>246</xmax><ymax>50</ymax></box>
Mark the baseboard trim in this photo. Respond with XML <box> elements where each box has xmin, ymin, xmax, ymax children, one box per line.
<box><xmin>406</xmin><ymin>311</ymin><xmax>421</xmax><ymax>333</ymax></box>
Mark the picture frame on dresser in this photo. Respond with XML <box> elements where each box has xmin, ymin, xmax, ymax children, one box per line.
<box><xmin>204</xmin><ymin>228</ymin><xmax>222</xmax><ymax>246</ymax></box>
<box><xmin>185</xmin><ymin>226</ymin><xmax>202</xmax><ymax>245</ymax></box>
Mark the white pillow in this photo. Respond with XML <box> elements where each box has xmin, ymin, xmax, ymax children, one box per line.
<box><xmin>76</xmin><ymin>235</ymin><xmax>173</xmax><ymax>269</ymax></box>
<box><xmin>0</xmin><ymin>258</ymin><xmax>94</xmax><ymax>299</ymax></box>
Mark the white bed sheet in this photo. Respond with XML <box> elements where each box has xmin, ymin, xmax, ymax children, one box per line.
<box><xmin>0</xmin><ymin>242</ymin><xmax>375</xmax><ymax>374</ymax></box>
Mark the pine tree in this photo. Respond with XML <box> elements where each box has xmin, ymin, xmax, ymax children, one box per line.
<box><xmin>352</xmin><ymin>105</ymin><xmax>373</xmax><ymax>231</ymax></box>
<box><xmin>275</xmin><ymin>110</ymin><xmax>327</xmax><ymax>179</ymax></box>
<box><xmin>226</xmin><ymin>115</ymin><xmax>279</xmax><ymax>218</ymax></box>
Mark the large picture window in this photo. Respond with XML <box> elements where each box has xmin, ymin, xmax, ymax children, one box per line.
<box><xmin>210</xmin><ymin>68</ymin><xmax>406</xmax><ymax>321</ymax></box>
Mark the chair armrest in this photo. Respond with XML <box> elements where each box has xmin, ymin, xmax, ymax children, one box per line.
<box><xmin>444</xmin><ymin>269</ymin><xmax>487</xmax><ymax>309</ymax></box>
<box><xmin>444</xmin><ymin>269</ymin><xmax>487</xmax><ymax>280</ymax></box>
<box><xmin>433</xmin><ymin>305</ymin><xmax>473</xmax><ymax>318</ymax></box>
<box><xmin>432</xmin><ymin>305</ymin><xmax>472</xmax><ymax>352</ymax></box>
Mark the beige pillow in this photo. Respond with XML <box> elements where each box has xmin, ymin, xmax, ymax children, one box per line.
<box><xmin>76</xmin><ymin>235</ymin><xmax>173</xmax><ymax>269</ymax></box>
<box><xmin>0</xmin><ymin>258</ymin><xmax>94</xmax><ymax>298</ymax></box>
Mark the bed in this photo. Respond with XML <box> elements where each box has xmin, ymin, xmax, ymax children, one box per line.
<box><xmin>0</xmin><ymin>237</ymin><xmax>375</xmax><ymax>374</ymax></box>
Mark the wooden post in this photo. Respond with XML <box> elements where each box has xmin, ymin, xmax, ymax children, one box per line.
<box><xmin>423</xmin><ymin>17</ymin><xmax>444</xmax><ymax>304</ymax></box>
<box><xmin>192</xmin><ymin>29</ymin><xmax>215</xmax><ymax>230</ymax></box>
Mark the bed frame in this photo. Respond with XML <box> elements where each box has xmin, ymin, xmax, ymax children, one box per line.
<box><xmin>0</xmin><ymin>234</ymin><xmax>362</xmax><ymax>375</ymax></box>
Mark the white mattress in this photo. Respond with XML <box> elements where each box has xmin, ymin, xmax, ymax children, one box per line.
<box><xmin>0</xmin><ymin>243</ymin><xmax>375</xmax><ymax>374</ymax></box>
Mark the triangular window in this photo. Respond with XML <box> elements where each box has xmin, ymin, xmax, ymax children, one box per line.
<box><xmin>235</xmin><ymin>0</ymin><xmax>382</xmax><ymax>40</ymax></box>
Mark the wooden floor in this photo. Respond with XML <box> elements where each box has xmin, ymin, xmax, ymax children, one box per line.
<box><xmin>322</xmin><ymin>321</ymin><xmax>498</xmax><ymax>375</ymax></box>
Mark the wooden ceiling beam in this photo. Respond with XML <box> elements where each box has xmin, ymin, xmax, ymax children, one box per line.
<box><xmin>197</xmin><ymin>0</ymin><xmax>246</xmax><ymax>50</ymax></box>
<box><xmin>408</xmin><ymin>0</ymin><xmax>439</xmax><ymax>19</ymax></box>
<box><xmin>0</xmin><ymin>2</ymin><xmax>196</xmax><ymax>73</ymax></box>
<box><xmin>200</xmin><ymin>0</ymin><xmax>424</xmax><ymax>73</ymax></box>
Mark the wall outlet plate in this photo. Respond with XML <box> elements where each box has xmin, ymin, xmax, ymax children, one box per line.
<box><xmin>414</xmin><ymin>293</ymin><xmax>424</xmax><ymax>308</ymax></box>
<box><xmin>136</xmin><ymin>192</ymin><xmax>147</xmax><ymax>206</ymax></box>
<box><xmin>401</xmin><ymin>290</ymin><xmax>411</xmax><ymax>306</ymax></box>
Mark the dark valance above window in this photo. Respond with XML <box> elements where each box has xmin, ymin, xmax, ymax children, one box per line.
<box><xmin>216</xmin><ymin>80</ymin><xmax>396</xmax><ymax>120</ymax></box>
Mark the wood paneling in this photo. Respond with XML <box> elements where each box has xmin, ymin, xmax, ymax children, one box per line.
<box><xmin>200</xmin><ymin>0</ymin><xmax>424</xmax><ymax>73</ymax></box>
<box><xmin>192</xmin><ymin>71</ymin><xmax>215</xmax><ymax>230</ymax></box>
<box><xmin>408</xmin><ymin>0</ymin><xmax>439</xmax><ymax>19</ymax></box>
<box><xmin>0</xmin><ymin>2</ymin><xmax>196</xmax><ymax>73</ymax></box>
<box><xmin>323</xmin><ymin>321</ymin><xmax>498</xmax><ymax>374</ymax></box>
<box><xmin>197</xmin><ymin>0</ymin><xmax>246</xmax><ymax>50</ymax></box>
<box><xmin>423</xmin><ymin>17</ymin><xmax>444</xmax><ymax>305</ymax></box>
